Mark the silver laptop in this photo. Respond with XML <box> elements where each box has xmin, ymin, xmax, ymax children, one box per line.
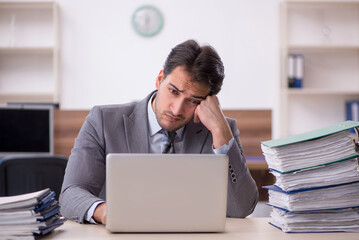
<box><xmin>106</xmin><ymin>154</ymin><xmax>229</xmax><ymax>233</ymax></box>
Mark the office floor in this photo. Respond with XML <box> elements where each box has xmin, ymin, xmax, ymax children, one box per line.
<box><xmin>248</xmin><ymin>201</ymin><xmax>272</xmax><ymax>218</ymax></box>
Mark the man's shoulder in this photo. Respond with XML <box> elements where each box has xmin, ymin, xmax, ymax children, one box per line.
<box><xmin>90</xmin><ymin>102</ymin><xmax>139</xmax><ymax>117</ymax></box>
<box><xmin>224</xmin><ymin>116</ymin><xmax>239</xmax><ymax>133</ymax></box>
<box><xmin>225</xmin><ymin>116</ymin><xmax>236</xmax><ymax>125</ymax></box>
<box><xmin>89</xmin><ymin>91</ymin><xmax>154</xmax><ymax>118</ymax></box>
<box><xmin>93</xmin><ymin>102</ymin><xmax>138</xmax><ymax>112</ymax></box>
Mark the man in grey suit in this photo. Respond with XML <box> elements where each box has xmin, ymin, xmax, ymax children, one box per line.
<box><xmin>60</xmin><ymin>40</ymin><xmax>258</xmax><ymax>224</ymax></box>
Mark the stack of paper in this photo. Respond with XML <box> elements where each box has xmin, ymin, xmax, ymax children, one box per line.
<box><xmin>0</xmin><ymin>188</ymin><xmax>66</xmax><ymax>239</ymax></box>
<box><xmin>261</xmin><ymin>121</ymin><xmax>359</xmax><ymax>233</ymax></box>
<box><xmin>270</xmin><ymin>207</ymin><xmax>359</xmax><ymax>233</ymax></box>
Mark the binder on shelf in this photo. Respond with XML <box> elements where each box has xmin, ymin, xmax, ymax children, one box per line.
<box><xmin>287</xmin><ymin>54</ymin><xmax>304</xmax><ymax>88</ymax></box>
<box><xmin>287</xmin><ymin>54</ymin><xmax>295</xmax><ymax>88</ymax></box>
<box><xmin>294</xmin><ymin>54</ymin><xmax>304</xmax><ymax>88</ymax></box>
<box><xmin>346</xmin><ymin>100</ymin><xmax>359</xmax><ymax>133</ymax></box>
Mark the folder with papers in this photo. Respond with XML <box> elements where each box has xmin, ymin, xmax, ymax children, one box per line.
<box><xmin>0</xmin><ymin>188</ymin><xmax>66</xmax><ymax>239</ymax></box>
<box><xmin>262</xmin><ymin>121</ymin><xmax>359</xmax><ymax>148</ymax></box>
<box><xmin>265</xmin><ymin>181</ymin><xmax>359</xmax><ymax>212</ymax></box>
<box><xmin>262</xmin><ymin>121</ymin><xmax>359</xmax><ymax>233</ymax></box>
<box><xmin>262</xmin><ymin>121</ymin><xmax>359</xmax><ymax>173</ymax></box>
<box><xmin>271</xmin><ymin>157</ymin><xmax>359</xmax><ymax>192</ymax></box>
<box><xmin>270</xmin><ymin>207</ymin><xmax>359</xmax><ymax>233</ymax></box>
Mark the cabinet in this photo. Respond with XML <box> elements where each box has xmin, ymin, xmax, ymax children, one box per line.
<box><xmin>279</xmin><ymin>1</ymin><xmax>359</xmax><ymax>137</ymax></box>
<box><xmin>0</xmin><ymin>1</ymin><xmax>59</xmax><ymax>104</ymax></box>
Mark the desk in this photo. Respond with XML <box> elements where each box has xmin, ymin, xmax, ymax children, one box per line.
<box><xmin>43</xmin><ymin>218</ymin><xmax>359</xmax><ymax>240</ymax></box>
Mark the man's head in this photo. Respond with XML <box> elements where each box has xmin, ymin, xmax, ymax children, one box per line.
<box><xmin>163</xmin><ymin>39</ymin><xmax>224</xmax><ymax>95</ymax></box>
<box><xmin>153</xmin><ymin>40</ymin><xmax>225</xmax><ymax>132</ymax></box>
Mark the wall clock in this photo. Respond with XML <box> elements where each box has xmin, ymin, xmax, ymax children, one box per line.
<box><xmin>132</xmin><ymin>5</ymin><xmax>164</xmax><ymax>37</ymax></box>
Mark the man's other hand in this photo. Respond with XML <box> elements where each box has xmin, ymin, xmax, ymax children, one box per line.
<box><xmin>193</xmin><ymin>95</ymin><xmax>233</xmax><ymax>149</ymax></box>
<box><xmin>93</xmin><ymin>202</ymin><xmax>106</xmax><ymax>224</ymax></box>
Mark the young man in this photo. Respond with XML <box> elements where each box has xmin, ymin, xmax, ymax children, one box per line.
<box><xmin>60</xmin><ymin>40</ymin><xmax>258</xmax><ymax>224</ymax></box>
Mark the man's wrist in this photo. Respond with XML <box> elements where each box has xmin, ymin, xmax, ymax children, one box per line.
<box><xmin>213</xmin><ymin>137</ymin><xmax>234</xmax><ymax>154</ymax></box>
<box><xmin>210</xmin><ymin>120</ymin><xmax>233</xmax><ymax>149</ymax></box>
<box><xmin>212</xmin><ymin>131</ymin><xmax>233</xmax><ymax>149</ymax></box>
<box><xmin>93</xmin><ymin>202</ymin><xmax>107</xmax><ymax>224</ymax></box>
<box><xmin>85</xmin><ymin>201</ymin><xmax>105</xmax><ymax>224</ymax></box>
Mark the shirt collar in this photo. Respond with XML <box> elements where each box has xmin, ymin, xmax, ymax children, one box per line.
<box><xmin>147</xmin><ymin>92</ymin><xmax>185</xmax><ymax>140</ymax></box>
<box><xmin>147</xmin><ymin>93</ymin><xmax>162</xmax><ymax>137</ymax></box>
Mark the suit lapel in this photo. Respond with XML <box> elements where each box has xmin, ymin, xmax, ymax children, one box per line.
<box><xmin>123</xmin><ymin>92</ymin><xmax>154</xmax><ymax>153</ymax></box>
<box><xmin>181</xmin><ymin>120</ymin><xmax>210</xmax><ymax>153</ymax></box>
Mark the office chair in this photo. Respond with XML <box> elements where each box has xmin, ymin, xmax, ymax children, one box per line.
<box><xmin>0</xmin><ymin>155</ymin><xmax>67</xmax><ymax>200</ymax></box>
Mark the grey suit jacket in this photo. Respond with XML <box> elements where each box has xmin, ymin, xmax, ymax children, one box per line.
<box><xmin>59</xmin><ymin>91</ymin><xmax>258</xmax><ymax>223</ymax></box>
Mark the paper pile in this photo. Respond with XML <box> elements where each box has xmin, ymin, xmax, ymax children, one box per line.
<box><xmin>262</xmin><ymin>121</ymin><xmax>359</xmax><ymax>233</ymax></box>
<box><xmin>0</xmin><ymin>188</ymin><xmax>66</xmax><ymax>239</ymax></box>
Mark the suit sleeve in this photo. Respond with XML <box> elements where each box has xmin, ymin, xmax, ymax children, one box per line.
<box><xmin>226</xmin><ymin>118</ymin><xmax>259</xmax><ymax>218</ymax></box>
<box><xmin>59</xmin><ymin>106</ymin><xmax>106</xmax><ymax>223</ymax></box>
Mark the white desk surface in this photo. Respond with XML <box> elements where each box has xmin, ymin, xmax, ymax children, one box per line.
<box><xmin>43</xmin><ymin>218</ymin><xmax>359</xmax><ymax>240</ymax></box>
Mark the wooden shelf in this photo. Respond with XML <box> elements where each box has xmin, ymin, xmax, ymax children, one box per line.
<box><xmin>0</xmin><ymin>92</ymin><xmax>54</xmax><ymax>97</ymax></box>
<box><xmin>287</xmin><ymin>1</ymin><xmax>359</xmax><ymax>6</ymax></box>
<box><xmin>288</xmin><ymin>45</ymin><xmax>359</xmax><ymax>52</ymax></box>
<box><xmin>0</xmin><ymin>2</ymin><xmax>55</xmax><ymax>8</ymax></box>
<box><xmin>0</xmin><ymin>47</ymin><xmax>54</xmax><ymax>54</ymax></box>
<box><xmin>285</xmin><ymin>89</ymin><xmax>359</xmax><ymax>96</ymax></box>
<box><xmin>0</xmin><ymin>92</ymin><xmax>55</xmax><ymax>103</ymax></box>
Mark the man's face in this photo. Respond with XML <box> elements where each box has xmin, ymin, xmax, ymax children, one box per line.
<box><xmin>152</xmin><ymin>66</ymin><xmax>210</xmax><ymax>132</ymax></box>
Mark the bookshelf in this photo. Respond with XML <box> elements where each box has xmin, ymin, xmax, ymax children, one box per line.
<box><xmin>0</xmin><ymin>1</ymin><xmax>59</xmax><ymax>105</ymax></box>
<box><xmin>279</xmin><ymin>1</ymin><xmax>359</xmax><ymax>137</ymax></box>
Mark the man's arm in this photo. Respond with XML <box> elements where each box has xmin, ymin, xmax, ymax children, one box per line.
<box><xmin>59</xmin><ymin>106</ymin><xmax>107</xmax><ymax>223</ymax></box>
<box><xmin>194</xmin><ymin>95</ymin><xmax>259</xmax><ymax>217</ymax></box>
<box><xmin>226</xmin><ymin>120</ymin><xmax>258</xmax><ymax>217</ymax></box>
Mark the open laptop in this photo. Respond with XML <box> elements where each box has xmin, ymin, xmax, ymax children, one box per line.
<box><xmin>106</xmin><ymin>154</ymin><xmax>229</xmax><ymax>233</ymax></box>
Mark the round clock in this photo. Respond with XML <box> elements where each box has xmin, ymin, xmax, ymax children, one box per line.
<box><xmin>132</xmin><ymin>5</ymin><xmax>164</xmax><ymax>37</ymax></box>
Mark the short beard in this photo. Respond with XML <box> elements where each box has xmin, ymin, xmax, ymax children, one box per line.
<box><xmin>153</xmin><ymin>95</ymin><xmax>187</xmax><ymax>132</ymax></box>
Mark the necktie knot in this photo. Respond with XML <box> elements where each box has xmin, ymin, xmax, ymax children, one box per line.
<box><xmin>163</xmin><ymin>130</ymin><xmax>176</xmax><ymax>154</ymax></box>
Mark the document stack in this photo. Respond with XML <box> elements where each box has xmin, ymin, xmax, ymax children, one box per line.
<box><xmin>0</xmin><ymin>188</ymin><xmax>66</xmax><ymax>239</ymax></box>
<box><xmin>261</xmin><ymin>121</ymin><xmax>359</xmax><ymax>233</ymax></box>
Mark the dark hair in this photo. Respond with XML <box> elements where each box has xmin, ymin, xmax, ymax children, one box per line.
<box><xmin>163</xmin><ymin>40</ymin><xmax>225</xmax><ymax>95</ymax></box>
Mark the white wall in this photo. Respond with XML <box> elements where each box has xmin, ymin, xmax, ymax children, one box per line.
<box><xmin>57</xmin><ymin>0</ymin><xmax>281</xmax><ymax>109</ymax></box>
<box><xmin>2</xmin><ymin>0</ymin><xmax>282</xmax><ymax>136</ymax></box>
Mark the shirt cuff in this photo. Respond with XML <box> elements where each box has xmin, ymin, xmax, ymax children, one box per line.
<box><xmin>213</xmin><ymin>137</ymin><xmax>234</xmax><ymax>154</ymax></box>
<box><xmin>85</xmin><ymin>200</ymin><xmax>105</xmax><ymax>224</ymax></box>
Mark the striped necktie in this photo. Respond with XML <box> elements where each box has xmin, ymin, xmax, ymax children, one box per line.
<box><xmin>162</xmin><ymin>131</ymin><xmax>176</xmax><ymax>154</ymax></box>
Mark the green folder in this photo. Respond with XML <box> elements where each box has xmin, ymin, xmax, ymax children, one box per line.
<box><xmin>271</xmin><ymin>155</ymin><xmax>359</xmax><ymax>174</ymax></box>
<box><xmin>261</xmin><ymin>120</ymin><xmax>359</xmax><ymax>148</ymax></box>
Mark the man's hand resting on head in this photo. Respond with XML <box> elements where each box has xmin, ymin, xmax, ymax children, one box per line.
<box><xmin>93</xmin><ymin>202</ymin><xmax>106</xmax><ymax>224</ymax></box>
<box><xmin>193</xmin><ymin>95</ymin><xmax>233</xmax><ymax>149</ymax></box>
